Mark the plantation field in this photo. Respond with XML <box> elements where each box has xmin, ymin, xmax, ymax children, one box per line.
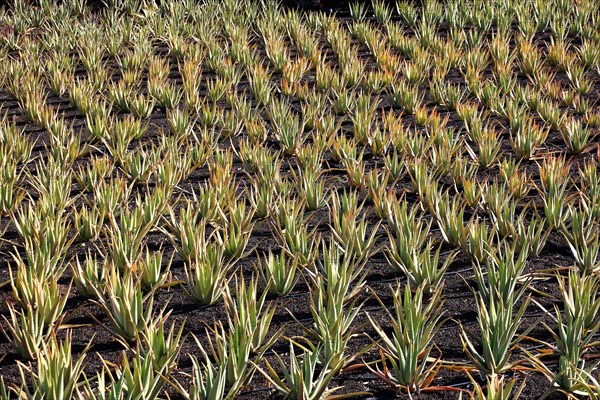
<box><xmin>0</xmin><ymin>0</ymin><xmax>599</xmax><ymax>398</ymax></box>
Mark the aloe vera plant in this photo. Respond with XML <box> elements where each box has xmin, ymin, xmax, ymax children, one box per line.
<box><xmin>523</xmin><ymin>268</ymin><xmax>599</xmax><ymax>393</ymax></box>
<box><xmin>15</xmin><ymin>332</ymin><xmax>89</xmax><ymax>400</ymax></box>
<box><xmin>461</xmin><ymin>253</ymin><xmax>531</xmax><ymax>379</ymax></box>
<box><xmin>255</xmin><ymin>250</ymin><xmax>299</xmax><ymax>296</ymax></box>
<box><xmin>1</xmin><ymin>303</ymin><xmax>48</xmax><ymax>360</ymax></box>
<box><xmin>367</xmin><ymin>283</ymin><xmax>449</xmax><ymax>394</ymax></box>
<box><xmin>91</xmin><ymin>269</ymin><xmax>155</xmax><ymax>343</ymax></box>
<box><xmin>257</xmin><ymin>342</ymin><xmax>345</xmax><ymax>400</ymax></box>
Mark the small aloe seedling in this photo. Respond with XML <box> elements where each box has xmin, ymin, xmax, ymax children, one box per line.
<box><xmin>483</xmin><ymin>179</ymin><xmax>519</xmax><ymax>239</ymax></box>
<box><xmin>166</xmin><ymin>202</ymin><xmax>211</xmax><ymax>263</ymax></box>
<box><xmin>171</xmin><ymin>333</ymin><xmax>231</xmax><ymax>400</ymax></box>
<box><xmin>341</xmin><ymin>151</ymin><xmax>366</xmax><ymax>190</ymax></box>
<box><xmin>461</xmin><ymin>217</ymin><xmax>497</xmax><ymax>265</ymax></box>
<box><xmin>98</xmin><ymin>348</ymin><xmax>166</xmax><ymax>400</ymax></box>
<box><xmin>75</xmin><ymin>155</ymin><xmax>113</xmax><ymax>192</ymax></box>
<box><xmin>104</xmin><ymin>205</ymin><xmax>153</xmax><ymax>273</ymax></box>
<box><xmin>407</xmin><ymin>160</ymin><xmax>440</xmax><ymax>213</ymax></box>
<box><xmin>187</xmin><ymin>351</ymin><xmax>228</xmax><ymax>400</ymax></box>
